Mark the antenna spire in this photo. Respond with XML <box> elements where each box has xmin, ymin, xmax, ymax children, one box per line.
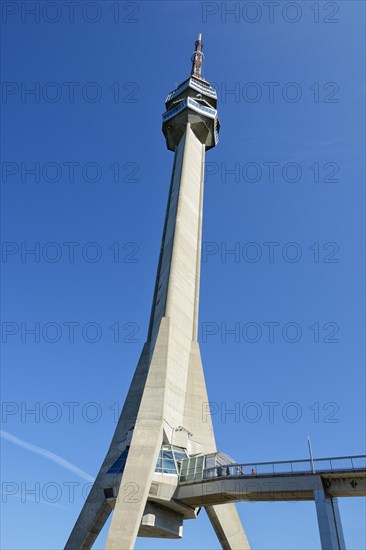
<box><xmin>191</xmin><ymin>33</ymin><xmax>204</xmax><ymax>80</ymax></box>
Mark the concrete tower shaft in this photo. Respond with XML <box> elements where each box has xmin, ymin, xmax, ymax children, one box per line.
<box><xmin>149</xmin><ymin>35</ymin><xmax>220</xmax><ymax>346</ymax></box>
<box><xmin>148</xmin><ymin>125</ymin><xmax>205</xmax><ymax>347</ymax></box>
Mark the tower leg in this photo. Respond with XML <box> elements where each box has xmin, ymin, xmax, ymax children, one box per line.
<box><xmin>206</xmin><ymin>504</ymin><xmax>250</xmax><ymax>550</ymax></box>
<box><xmin>105</xmin><ymin>318</ymin><xmax>171</xmax><ymax>549</ymax></box>
<box><xmin>64</xmin><ymin>482</ymin><xmax>112</xmax><ymax>550</ymax></box>
<box><xmin>104</xmin><ymin>422</ymin><xmax>163</xmax><ymax>549</ymax></box>
<box><xmin>183</xmin><ymin>343</ymin><xmax>249</xmax><ymax>549</ymax></box>
<box><xmin>314</xmin><ymin>487</ymin><xmax>346</xmax><ymax>549</ymax></box>
<box><xmin>65</xmin><ymin>344</ymin><xmax>152</xmax><ymax>550</ymax></box>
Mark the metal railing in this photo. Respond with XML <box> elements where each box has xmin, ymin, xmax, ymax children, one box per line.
<box><xmin>187</xmin><ymin>97</ymin><xmax>216</xmax><ymax>116</ymax></box>
<box><xmin>162</xmin><ymin>99</ymin><xmax>187</xmax><ymax>121</ymax></box>
<box><xmin>166</xmin><ymin>78</ymin><xmax>217</xmax><ymax>103</ymax></box>
<box><xmin>202</xmin><ymin>455</ymin><xmax>366</xmax><ymax>481</ymax></box>
<box><xmin>166</xmin><ymin>80</ymin><xmax>190</xmax><ymax>103</ymax></box>
<box><xmin>162</xmin><ymin>97</ymin><xmax>217</xmax><ymax>122</ymax></box>
<box><xmin>214</xmin><ymin>120</ymin><xmax>219</xmax><ymax>145</ymax></box>
<box><xmin>189</xmin><ymin>78</ymin><xmax>217</xmax><ymax>98</ymax></box>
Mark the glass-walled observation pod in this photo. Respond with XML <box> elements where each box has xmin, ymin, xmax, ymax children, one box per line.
<box><xmin>155</xmin><ymin>445</ymin><xmax>188</xmax><ymax>475</ymax></box>
<box><xmin>106</xmin><ymin>445</ymin><xmax>189</xmax><ymax>478</ymax></box>
<box><xmin>179</xmin><ymin>452</ymin><xmax>237</xmax><ymax>485</ymax></box>
<box><xmin>179</xmin><ymin>455</ymin><xmax>205</xmax><ymax>484</ymax></box>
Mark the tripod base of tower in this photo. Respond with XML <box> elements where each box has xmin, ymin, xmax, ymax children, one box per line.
<box><xmin>206</xmin><ymin>504</ymin><xmax>250</xmax><ymax>550</ymax></box>
<box><xmin>65</xmin><ymin>317</ymin><xmax>249</xmax><ymax>550</ymax></box>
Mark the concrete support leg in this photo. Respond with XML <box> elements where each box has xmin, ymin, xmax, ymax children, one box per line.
<box><xmin>104</xmin><ymin>423</ymin><xmax>163</xmax><ymax>549</ymax></box>
<box><xmin>314</xmin><ymin>487</ymin><xmax>346</xmax><ymax>549</ymax></box>
<box><xmin>104</xmin><ymin>318</ymin><xmax>171</xmax><ymax>549</ymax></box>
<box><xmin>64</xmin><ymin>482</ymin><xmax>112</xmax><ymax>550</ymax></box>
<box><xmin>206</xmin><ymin>503</ymin><xmax>250</xmax><ymax>550</ymax></box>
<box><xmin>64</xmin><ymin>343</ymin><xmax>152</xmax><ymax>550</ymax></box>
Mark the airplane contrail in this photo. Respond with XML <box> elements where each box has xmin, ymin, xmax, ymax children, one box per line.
<box><xmin>1</xmin><ymin>430</ymin><xmax>95</xmax><ymax>482</ymax></box>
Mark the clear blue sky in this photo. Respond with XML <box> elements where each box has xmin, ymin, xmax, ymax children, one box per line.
<box><xmin>1</xmin><ymin>1</ymin><xmax>365</xmax><ymax>548</ymax></box>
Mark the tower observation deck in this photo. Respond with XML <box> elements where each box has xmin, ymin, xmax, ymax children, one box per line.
<box><xmin>162</xmin><ymin>33</ymin><xmax>220</xmax><ymax>152</ymax></box>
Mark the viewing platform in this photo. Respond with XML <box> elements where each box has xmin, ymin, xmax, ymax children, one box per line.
<box><xmin>174</xmin><ymin>453</ymin><xmax>366</xmax><ymax>550</ymax></box>
<box><xmin>176</xmin><ymin>453</ymin><xmax>366</xmax><ymax>502</ymax></box>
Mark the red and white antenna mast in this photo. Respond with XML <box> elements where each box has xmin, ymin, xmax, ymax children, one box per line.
<box><xmin>191</xmin><ymin>33</ymin><xmax>204</xmax><ymax>80</ymax></box>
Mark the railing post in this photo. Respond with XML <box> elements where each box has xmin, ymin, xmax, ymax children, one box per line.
<box><xmin>308</xmin><ymin>436</ymin><xmax>315</xmax><ymax>474</ymax></box>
